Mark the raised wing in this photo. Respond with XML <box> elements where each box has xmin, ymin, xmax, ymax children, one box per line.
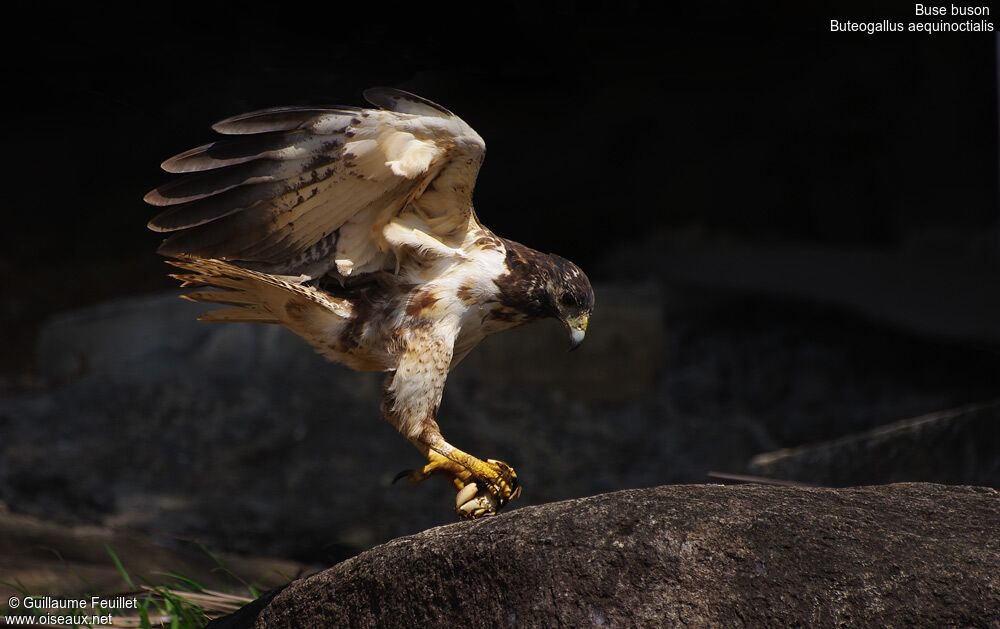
<box><xmin>146</xmin><ymin>88</ymin><xmax>486</xmax><ymax>279</ymax></box>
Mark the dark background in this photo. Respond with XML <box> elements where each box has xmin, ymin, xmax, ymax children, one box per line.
<box><xmin>3</xmin><ymin>5</ymin><xmax>995</xmax><ymax>334</ymax></box>
<box><xmin>2</xmin><ymin>3</ymin><xmax>999</xmax><ymax>571</ymax></box>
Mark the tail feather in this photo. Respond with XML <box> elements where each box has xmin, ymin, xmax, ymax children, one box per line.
<box><xmin>166</xmin><ymin>256</ymin><xmax>352</xmax><ymax>331</ymax></box>
<box><xmin>181</xmin><ymin>289</ymin><xmax>265</xmax><ymax>306</ymax></box>
<box><xmin>169</xmin><ymin>271</ymin><xmax>247</xmax><ymax>291</ymax></box>
<box><xmin>196</xmin><ymin>306</ymin><xmax>280</xmax><ymax>324</ymax></box>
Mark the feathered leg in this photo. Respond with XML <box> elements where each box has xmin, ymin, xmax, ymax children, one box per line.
<box><xmin>382</xmin><ymin>332</ymin><xmax>520</xmax><ymax>518</ymax></box>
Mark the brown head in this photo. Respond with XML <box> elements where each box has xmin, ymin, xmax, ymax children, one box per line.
<box><xmin>495</xmin><ymin>240</ymin><xmax>595</xmax><ymax>350</ymax></box>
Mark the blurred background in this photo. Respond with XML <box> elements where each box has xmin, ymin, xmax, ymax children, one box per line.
<box><xmin>2</xmin><ymin>3</ymin><xmax>998</xmax><ymax>597</ymax></box>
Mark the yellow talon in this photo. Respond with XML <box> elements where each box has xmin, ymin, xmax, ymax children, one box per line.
<box><xmin>407</xmin><ymin>437</ymin><xmax>522</xmax><ymax>518</ymax></box>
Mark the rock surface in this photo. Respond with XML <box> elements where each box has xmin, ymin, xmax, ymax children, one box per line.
<box><xmin>600</xmin><ymin>235</ymin><xmax>1000</xmax><ymax>346</ymax></box>
<box><xmin>749</xmin><ymin>401</ymin><xmax>1000</xmax><ymax>487</ymax></box>
<box><xmin>212</xmin><ymin>483</ymin><xmax>1000</xmax><ymax>628</ymax></box>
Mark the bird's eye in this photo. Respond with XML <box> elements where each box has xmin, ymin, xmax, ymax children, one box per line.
<box><xmin>560</xmin><ymin>293</ymin><xmax>578</xmax><ymax>308</ymax></box>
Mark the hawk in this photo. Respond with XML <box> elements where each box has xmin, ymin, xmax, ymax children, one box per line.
<box><xmin>145</xmin><ymin>88</ymin><xmax>594</xmax><ymax>518</ymax></box>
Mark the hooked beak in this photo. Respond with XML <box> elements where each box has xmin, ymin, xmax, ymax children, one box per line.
<box><xmin>567</xmin><ymin>314</ymin><xmax>589</xmax><ymax>351</ymax></box>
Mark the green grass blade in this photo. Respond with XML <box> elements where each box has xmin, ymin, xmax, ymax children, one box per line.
<box><xmin>105</xmin><ymin>544</ymin><xmax>135</xmax><ymax>589</ymax></box>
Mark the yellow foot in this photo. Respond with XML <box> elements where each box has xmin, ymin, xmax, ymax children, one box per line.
<box><xmin>399</xmin><ymin>442</ymin><xmax>522</xmax><ymax>519</ymax></box>
<box><xmin>452</xmin><ymin>458</ymin><xmax>521</xmax><ymax>519</ymax></box>
<box><xmin>394</xmin><ymin>451</ymin><xmax>470</xmax><ymax>491</ymax></box>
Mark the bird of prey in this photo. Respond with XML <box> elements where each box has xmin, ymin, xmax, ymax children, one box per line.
<box><xmin>145</xmin><ymin>88</ymin><xmax>594</xmax><ymax>518</ymax></box>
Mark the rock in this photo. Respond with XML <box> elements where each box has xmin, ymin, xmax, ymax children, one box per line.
<box><xmin>211</xmin><ymin>483</ymin><xmax>1000</xmax><ymax>628</ymax></box>
<box><xmin>748</xmin><ymin>401</ymin><xmax>1000</xmax><ymax>487</ymax></box>
<box><xmin>600</xmin><ymin>233</ymin><xmax>1000</xmax><ymax>346</ymax></box>
<box><xmin>34</xmin><ymin>292</ymin><xmax>345</xmax><ymax>383</ymax></box>
<box><xmin>36</xmin><ymin>293</ymin><xmax>206</xmax><ymax>382</ymax></box>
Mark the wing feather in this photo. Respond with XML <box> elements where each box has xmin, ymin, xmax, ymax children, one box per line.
<box><xmin>161</xmin><ymin>130</ymin><xmax>339</xmax><ymax>173</ymax></box>
<box><xmin>146</xmin><ymin>183</ymin><xmax>280</xmax><ymax>233</ymax></box>
<box><xmin>211</xmin><ymin>106</ymin><xmax>360</xmax><ymax>135</ymax></box>
<box><xmin>363</xmin><ymin>87</ymin><xmax>454</xmax><ymax>117</ymax></box>
<box><xmin>147</xmin><ymin>89</ymin><xmax>486</xmax><ymax>278</ymax></box>
<box><xmin>145</xmin><ymin>157</ymin><xmax>325</xmax><ymax>207</ymax></box>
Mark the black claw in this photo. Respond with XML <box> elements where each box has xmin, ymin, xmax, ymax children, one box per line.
<box><xmin>392</xmin><ymin>469</ymin><xmax>413</xmax><ymax>484</ymax></box>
